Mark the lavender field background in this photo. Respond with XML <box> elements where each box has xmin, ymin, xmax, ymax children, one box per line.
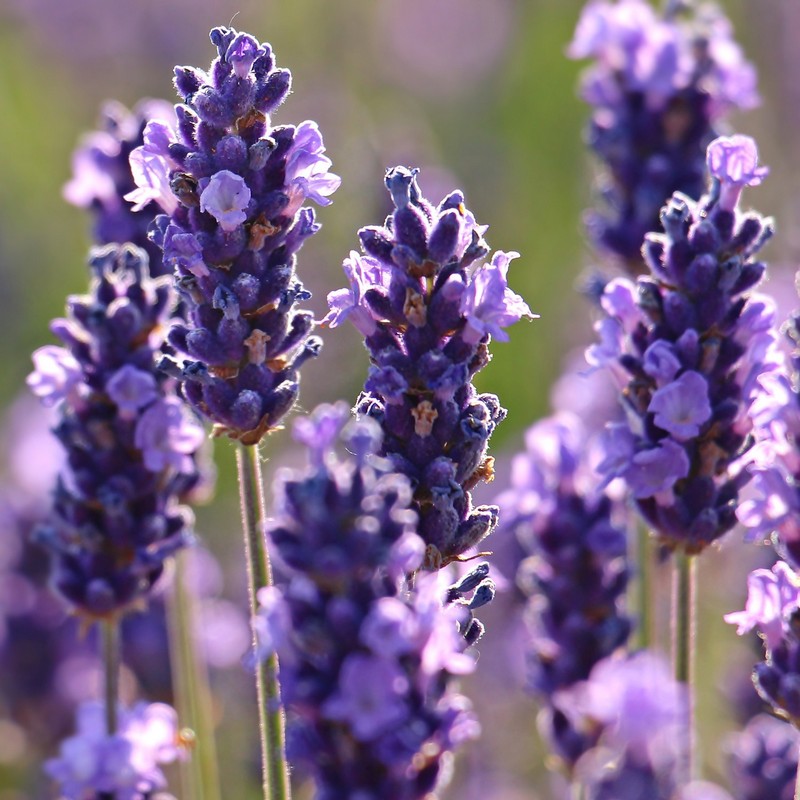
<box><xmin>0</xmin><ymin>0</ymin><xmax>798</xmax><ymax>798</ymax></box>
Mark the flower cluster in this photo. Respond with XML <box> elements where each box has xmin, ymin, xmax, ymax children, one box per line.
<box><xmin>567</xmin><ymin>652</ymin><xmax>689</xmax><ymax>798</ymax></box>
<box><xmin>325</xmin><ymin>166</ymin><xmax>532</xmax><ymax>568</ymax></box>
<box><xmin>132</xmin><ymin>27</ymin><xmax>340</xmax><ymax>443</ymax></box>
<box><xmin>44</xmin><ymin>699</ymin><xmax>183</xmax><ymax>800</ymax></box>
<box><xmin>735</xmin><ymin>298</ymin><xmax>800</xmax><ymax>565</ymax></box>
<box><xmin>569</xmin><ymin>0</ymin><xmax>759</xmax><ymax>268</ymax></box>
<box><xmin>27</xmin><ymin>244</ymin><xmax>204</xmax><ymax>618</ymax></box>
<box><xmin>587</xmin><ymin>135</ymin><xmax>780</xmax><ymax>553</ymax></box>
<box><xmin>497</xmin><ymin>412</ymin><xmax>631</xmax><ymax>765</ymax></box>
<box><xmin>725</xmin><ymin>561</ymin><xmax>800</xmax><ymax>725</ymax></box>
<box><xmin>726</xmin><ymin>713</ymin><xmax>800</xmax><ymax>800</ymax></box>
<box><xmin>64</xmin><ymin>99</ymin><xmax>176</xmax><ymax>276</ymax></box>
<box><xmin>256</xmin><ymin>404</ymin><xmax>479</xmax><ymax>799</ymax></box>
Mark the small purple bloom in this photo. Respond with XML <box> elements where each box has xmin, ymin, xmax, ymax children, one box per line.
<box><xmin>724</xmin><ymin>561</ymin><xmax>800</xmax><ymax>651</ymax></box>
<box><xmin>460</xmin><ymin>251</ymin><xmax>534</xmax><ymax>345</ymax></box>
<box><xmin>322</xmin><ymin>251</ymin><xmax>387</xmax><ymax>336</ymax></box>
<box><xmin>199</xmin><ymin>170</ymin><xmax>252</xmax><ymax>231</ymax></box>
<box><xmin>226</xmin><ymin>32</ymin><xmax>265</xmax><ymax>78</ymax></box>
<box><xmin>648</xmin><ymin>370</ymin><xmax>712</xmax><ymax>440</ymax></box>
<box><xmin>106</xmin><ymin>365</ymin><xmax>158</xmax><ymax>419</ymax></box>
<box><xmin>134</xmin><ymin>397</ymin><xmax>205</xmax><ymax>474</ymax></box>
<box><xmin>707</xmin><ymin>135</ymin><xmax>768</xmax><ymax>211</ymax></box>
<box><xmin>643</xmin><ymin>340</ymin><xmax>681</xmax><ymax>385</ymax></box>
<box><xmin>283</xmin><ymin>121</ymin><xmax>341</xmax><ymax>216</ymax></box>
<box><xmin>44</xmin><ymin>700</ymin><xmax>182</xmax><ymax>800</ymax></box>
<box><xmin>292</xmin><ymin>401</ymin><xmax>350</xmax><ymax>468</ymax></box>
<box><xmin>574</xmin><ymin>651</ymin><xmax>688</xmax><ymax>761</ymax></box>
<box><xmin>323</xmin><ymin>653</ymin><xmax>409</xmax><ymax>741</ymax></box>
<box><xmin>624</xmin><ymin>439</ymin><xmax>690</xmax><ymax>499</ymax></box>
<box><xmin>27</xmin><ymin>346</ymin><xmax>82</xmax><ymax>407</ymax></box>
<box><xmin>126</xmin><ymin>120</ymin><xmax>179</xmax><ymax>215</ymax></box>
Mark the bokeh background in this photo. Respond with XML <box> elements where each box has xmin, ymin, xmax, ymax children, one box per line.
<box><xmin>0</xmin><ymin>0</ymin><xmax>798</xmax><ymax>798</ymax></box>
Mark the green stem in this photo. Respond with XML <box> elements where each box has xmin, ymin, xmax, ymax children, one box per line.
<box><xmin>635</xmin><ymin>521</ymin><xmax>653</xmax><ymax>651</ymax></box>
<box><xmin>167</xmin><ymin>550</ymin><xmax>223</xmax><ymax>800</ymax></box>
<box><xmin>237</xmin><ymin>442</ymin><xmax>290</xmax><ymax>800</ymax></box>
<box><xmin>102</xmin><ymin>618</ymin><xmax>120</xmax><ymax>736</ymax></box>
<box><xmin>672</xmin><ymin>551</ymin><xmax>696</xmax><ymax>783</ymax></box>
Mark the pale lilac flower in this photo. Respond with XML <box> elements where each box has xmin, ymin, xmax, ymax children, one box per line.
<box><xmin>225</xmin><ymin>32</ymin><xmax>265</xmax><ymax>78</ymax></box>
<box><xmin>44</xmin><ymin>700</ymin><xmax>182</xmax><ymax>800</ymax></box>
<box><xmin>724</xmin><ymin>561</ymin><xmax>800</xmax><ymax>650</ymax></box>
<box><xmin>707</xmin><ymin>135</ymin><xmax>769</xmax><ymax>211</ymax></box>
<box><xmin>322</xmin><ymin>251</ymin><xmax>387</xmax><ymax>336</ymax></box>
<box><xmin>460</xmin><ymin>251</ymin><xmax>534</xmax><ymax>345</ymax></box>
<box><xmin>106</xmin><ymin>365</ymin><xmax>159</xmax><ymax>419</ymax></box>
<box><xmin>198</xmin><ymin>170</ymin><xmax>252</xmax><ymax>232</ymax></box>
<box><xmin>323</xmin><ymin>653</ymin><xmax>410</xmax><ymax>740</ymax></box>
<box><xmin>648</xmin><ymin>371</ymin><xmax>712</xmax><ymax>441</ymax></box>
<box><xmin>126</xmin><ymin>121</ymin><xmax>180</xmax><ymax>215</ymax></box>
<box><xmin>283</xmin><ymin>121</ymin><xmax>341</xmax><ymax>216</ymax></box>
<box><xmin>134</xmin><ymin>397</ymin><xmax>205</xmax><ymax>473</ymax></box>
<box><xmin>27</xmin><ymin>346</ymin><xmax>82</xmax><ymax>407</ymax></box>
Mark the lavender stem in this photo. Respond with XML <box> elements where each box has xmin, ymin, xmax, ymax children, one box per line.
<box><xmin>237</xmin><ymin>442</ymin><xmax>290</xmax><ymax>800</ymax></box>
<box><xmin>167</xmin><ymin>551</ymin><xmax>222</xmax><ymax>800</ymax></box>
<box><xmin>635</xmin><ymin>521</ymin><xmax>653</xmax><ymax>650</ymax></box>
<box><xmin>102</xmin><ymin>618</ymin><xmax>120</xmax><ymax>736</ymax></box>
<box><xmin>672</xmin><ymin>551</ymin><xmax>696</xmax><ymax>783</ymax></box>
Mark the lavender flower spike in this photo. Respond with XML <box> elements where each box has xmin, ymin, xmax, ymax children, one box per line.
<box><xmin>497</xmin><ymin>412</ymin><xmax>631</xmax><ymax>767</ymax></box>
<box><xmin>256</xmin><ymin>405</ymin><xmax>479</xmax><ymax>798</ymax></box>
<box><xmin>44</xmin><ymin>699</ymin><xmax>184</xmax><ymax>799</ymax></box>
<box><xmin>134</xmin><ymin>27</ymin><xmax>341</xmax><ymax>444</ymax></box>
<box><xmin>589</xmin><ymin>134</ymin><xmax>780</xmax><ymax>553</ymax></box>
<box><xmin>325</xmin><ymin>167</ymin><xmax>533</xmax><ymax>567</ymax></box>
<box><xmin>569</xmin><ymin>0</ymin><xmax>759</xmax><ymax>269</ymax></box>
<box><xmin>28</xmin><ymin>244</ymin><xmax>204</xmax><ymax>618</ymax></box>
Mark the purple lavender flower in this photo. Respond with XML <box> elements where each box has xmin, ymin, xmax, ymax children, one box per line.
<box><xmin>736</xmin><ymin>297</ymin><xmax>800</xmax><ymax>566</ymax></box>
<box><xmin>588</xmin><ymin>135</ymin><xmax>780</xmax><ymax>553</ymax></box>
<box><xmin>132</xmin><ymin>27</ymin><xmax>340</xmax><ymax>444</ymax></box>
<box><xmin>568</xmin><ymin>651</ymin><xmax>689</xmax><ymax>799</ymax></box>
<box><xmin>324</xmin><ymin>167</ymin><xmax>532</xmax><ymax>568</ymax></box>
<box><xmin>27</xmin><ymin>244</ymin><xmax>203</xmax><ymax>618</ymax></box>
<box><xmin>497</xmin><ymin>412</ymin><xmax>631</xmax><ymax>767</ymax></box>
<box><xmin>726</xmin><ymin>560</ymin><xmax>800</xmax><ymax>725</ymax></box>
<box><xmin>44</xmin><ymin>699</ymin><xmax>183</xmax><ymax>799</ymax></box>
<box><xmin>569</xmin><ymin>0</ymin><xmax>759</xmax><ymax>269</ymax></box>
<box><xmin>256</xmin><ymin>404</ymin><xmax>479</xmax><ymax>798</ymax></box>
<box><xmin>726</xmin><ymin>712</ymin><xmax>800</xmax><ymax>800</ymax></box>
<box><xmin>64</xmin><ymin>100</ymin><xmax>176</xmax><ymax>275</ymax></box>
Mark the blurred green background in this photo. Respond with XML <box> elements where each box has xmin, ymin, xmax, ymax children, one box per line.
<box><xmin>1</xmin><ymin>0</ymin><xmax>798</xmax><ymax>797</ymax></box>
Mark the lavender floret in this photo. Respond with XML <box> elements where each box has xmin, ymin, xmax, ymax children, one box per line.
<box><xmin>131</xmin><ymin>27</ymin><xmax>340</xmax><ymax>444</ymax></box>
<box><xmin>27</xmin><ymin>244</ymin><xmax>203</xmax><ymax>617</ymax></box>
<box><xmin>44</xmin><ymin>699</ymin><xmax>183</xmax><ymax>799</ymax></box>
<box><xmin>569</xmin><ymin>0</ymin><xmax>759</xmax><ymax>269</ymax></box>
<box><xmin>500</xmin><ymin>413</ymin><xmax>631</xmax><ymax>696</ymax></box>
<box><xmin>256</xmin><ymin>404</ymin><xmax>479</xmax><ymax>799</ymax></box>
<box><xmin>64</xmin><ymin>100</ymin><xmax>176</xmax><ymax>276</ymax></box>
<box><xmin>725</xmin><ymin>561</ymin><xmax>800</xmax><ymax>726</ymax></box>
<box><xmin>325</xmin><ymin>167</ymin><xmax>532</xmax><ymax>567</ymax></box>
<box><xmin>588</xmin><ymin>135</ymin><xmax>780</xmax><ymax>553</ymax></box>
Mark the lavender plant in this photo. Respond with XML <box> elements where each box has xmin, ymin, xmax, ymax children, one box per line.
<box><xmin>569</xmin><ymin>0</ymin><xmax>759</xmax><ymax>270</ymax></box>
<box><xmin>256</xmin><ymin>403</ymin><xmax>479</xmax><ymax>799</ymax></box>
<box><xmin>27</xmin><ymin>244</ymin><xmax>204</xmax><ymax>618</ymax></box>
<box><xmin>587</xmin><ymin>134</ymin><xmax>778</xmax><ymax>555</ymax></box>
<box><xmin>496</xmin><ymin>412</ymin><xmax>631</xmax><ymax>769</ymax></box>
<box><xmin>324</xmin><ymin>166</ymin><xmax>532</xmax><ymax>569</ymax></box>
<box><xmin>132</xmin><ymin>26</ymin><xmax>340</xmax><ymax>444</ymax></box>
